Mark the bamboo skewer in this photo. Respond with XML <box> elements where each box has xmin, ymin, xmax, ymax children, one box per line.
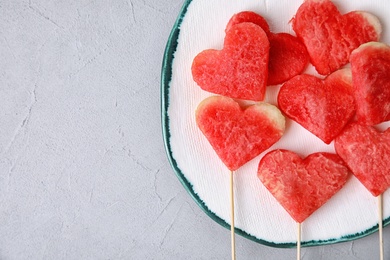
<box><xmin>297</xmin><ymin>222</ymin><xmax>301</xmax><ymax>260</ymax></box>
<box><xmin>230</xmin><ymin>170</ymin><xmax>236</xmax><ymax>260</ymax></box>
<box><xmin>378</xmin><ymin>194</ymin><xmax>384</xmax><ymax>260</ymax></box>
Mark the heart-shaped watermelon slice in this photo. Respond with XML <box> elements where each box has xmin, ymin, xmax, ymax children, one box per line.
<box><xmin>277</xmin><ymin>68</ymin><xmax>355</xmax><ymax>144</ymax></box>
<box><xmin>292</xmin><ymin>0</ymin><xmax>381</xmax><ymax>75</ymax></box>
<box><xmin>226</xmin><ymin>11</ymin><xmax>309</xmax><ymax>85</ymax></box>
<box><xmin>258</xmin><ymin>149</ymin><xmax>350</xmax><ymax>223</ymax></box>
<box><xmin>192</xmin><ymin>22</ymin><xmax>269</xmax><ymax>101</ymax></box>
<box><xmin>350</xmin><ymin>42</ymin><xmax>390</xmax><ymax>125</ymax></box>
<box><xmin>335</xmin><ymin>123</ymin><xmax>390</xmax><ymax>197</ymax></box>
<box><xmin>196</xmin><ymin>96</ymin><xmax>285</xmax><ymax>171</ymax></box>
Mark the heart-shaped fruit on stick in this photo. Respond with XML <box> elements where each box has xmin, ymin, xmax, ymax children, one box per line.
<box><xmin>192</xmin><ymin>22</ymin><xmax>269</xmax><ymax>101</ymax></box>
<box><xmin>292</xmin><ymin>0</ymin><xmax>381</xmax><ymax>75</ymax></box>
<box><xmin>226</xmin><ymin>11</ymin><xmax>309</xmax><ymax>85</ymax></box>
<box><xmin>278</xmin><ymin>68</ymin><xmax>355</xmax><ymax>144</ymax></box>
<box><xmin>335</xmin><ymin>123</ymin><xmax>390</xmax><ymax>197</ymax></box>
<box><xmin>350</xmin><ymin>42</ymin><xmax>390</xmax><ymax>125</ymax></box>
<box><xmin>258</xmin><ymin>149</ymin><xmax>350</xmax><ymax>223</ymax></box>
<box><xmin>196</xmin><ymin>96</ymin><xmax>285</xmax><ymax>171</ymax></box>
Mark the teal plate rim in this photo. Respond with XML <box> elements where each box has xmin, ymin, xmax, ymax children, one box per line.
<box><xmin>160</xmin><ymin>0</ymin><xmax>390</xmax><ymax>248</ymax></box>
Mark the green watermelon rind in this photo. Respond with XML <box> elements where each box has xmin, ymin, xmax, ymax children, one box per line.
<box><xmin>160</xmin><ymin>0</ymin><xmax>390</xmax><ymax>248</ymax></box>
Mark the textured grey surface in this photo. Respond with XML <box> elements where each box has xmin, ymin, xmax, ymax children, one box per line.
<box><xmin>0</xmin><ymin>0</ymin><xmax>389</xmax><ymax>259</ymax></box>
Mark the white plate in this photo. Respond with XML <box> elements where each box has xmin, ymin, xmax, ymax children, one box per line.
<box><xmin>162</xmin><ymin>0</ymin><xmax>390</xmax><ymax>247</ymax></box>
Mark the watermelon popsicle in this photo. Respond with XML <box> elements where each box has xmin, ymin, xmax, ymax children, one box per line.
<box><xmin>257</xmin><ymin>149</ymin><xmax>350</xmax><ymax>257</ymax></box>
<box><xmin>196</xmin><ymin>96</ymin><xmax>285</xmax><ymax>259</ymax></box>
<box><xmin>335</xmin><ymin>123</ymin><xmax>390</xmax><ymax>260</ymax></box>
<box><xmin>347</xmin><ymin>42</ymin><xmax>390</xmax><ymax>259</ymax></box>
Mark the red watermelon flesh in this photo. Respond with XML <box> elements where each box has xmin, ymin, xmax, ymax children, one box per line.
<box><xmin>226</xmin><ymin>11</ymin><xmax>309</xmax><ymax>85</ymax></box>
<box><xmin>292</xmin><ymin>0</ymin><xmax>381</xmax><ymax>75</ymax></box>
<box><xmin>350</xmin><ymin>42</ymin><xmax>390</xmax><ymax>125</ymax></box>
<box><xmin>192</xmin><ymin>22</ymin><xmax>269</xmax><ymax>101</ymax></box>
<box><xmin>258</xmin><ymin>149</ymin><xmax>350</xmax><ymax>223</ymax></box>
<box><xmin>277</xmin><ymin>68</ymin><xmax>355</xmax><ymax>144</ymax></box>
<box><xmin>267</xmin><ymin>33</ymin><xmax>309</xmax><ymax>85</ymax></box>
<box><xmin>196</xmin><ymin>96</ymin><xmax>285</xmax><ymax>171</ymax></box>
<box><xmin>335</xmin><ymin>123</ymin><xmax>390</xmax><ymax>197</ymax></box>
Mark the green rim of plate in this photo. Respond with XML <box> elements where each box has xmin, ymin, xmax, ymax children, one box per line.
<box><xmin>160</xmin><ymin>0</ymin><xmax>390</xmax><ymax>248</ymax></box>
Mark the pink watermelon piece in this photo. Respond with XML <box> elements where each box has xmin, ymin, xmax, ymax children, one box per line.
<box><xmin>192</xmin><ymin>22</ymin><xmax>269</xmax><ymax>101</ymax></box>
<box><xmin>196</xmin><ymin>96</ymin><xmax>285</xmax><ymax>171</ymax></box>
<box><xmin>258</xmin><ymin>149</ymin><xmax>350</xmax><ymax>223</ymax></box>
<box><xmin>226</xmin><ymin>11</ymin><xmax>309</xmax><ymax>85</ymax></box>
<box><xmin>292</xmin><ymin>0</ymin><xmax>381</xmax><ymax>75</ymax></box>
<box><xmin>267</xmin><ymin>33</ymin><xmax>309</xmax><ymax>85</ymax></box>
<box><xmin>350</xmin><ymin>42</ymin><xmax>390</xmax><ymax>125</ymax></box>
<box><xmin>277</xmin><ymin>68</ymin><xmax>355</xmax><ymax>144</ymax></box>
<box><xmin>335</xmin><ymin>123</ymin><xmax>390</xmax><ymax>197</ymax></box>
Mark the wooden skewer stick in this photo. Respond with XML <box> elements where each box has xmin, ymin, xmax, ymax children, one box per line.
<box><xmin>378</xmin><ymin>194</ymin><xmax>384</xmax><ymax>260</ymax></box>
<box><xmin>297</xmin><ymin>222</ymin><xmax>301</xmax><ymax>260</ymax></box>
<box><xmin>230</xmin><ymin>170</ymin><xmax>236</xmax><ymax>260</ymax></box>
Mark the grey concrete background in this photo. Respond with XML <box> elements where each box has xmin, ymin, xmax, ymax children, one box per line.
<box><xmin>0</xmin><ymin>0</ymin><xmax>389</xmax><ymax>259</ymax></box>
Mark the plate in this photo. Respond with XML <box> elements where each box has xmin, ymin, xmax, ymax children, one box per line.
<box><xmin>161</xmin><ymin>0</ymin><xmax>390</xmax><ymax>247</ymax></box>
